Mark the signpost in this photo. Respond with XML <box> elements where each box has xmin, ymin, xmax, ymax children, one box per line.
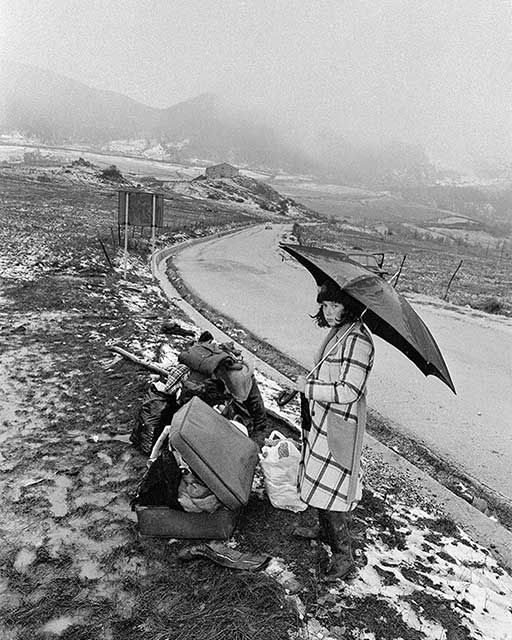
<box><xmin>117</xmin><ymin>191</ymin><xmax>164</xmax><ymax>278</ymax></box>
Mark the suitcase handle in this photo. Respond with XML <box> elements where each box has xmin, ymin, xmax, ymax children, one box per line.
<box><xmin>267</xmin><ymin>430</ymin><xmax>287</xmax><ymax>442</ymax></box>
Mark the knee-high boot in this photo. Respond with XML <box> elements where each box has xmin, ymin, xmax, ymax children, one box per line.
<box><xmin>319</xmin><ymin>511</ymin><xmax>356</xmax><ymax>580</ymax></box>
<box><xmin>292</xmin><ymin>508</ymin><xmax>328</xmax><ymax>541</ymax></box>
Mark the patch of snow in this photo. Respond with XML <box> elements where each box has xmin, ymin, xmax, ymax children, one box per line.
<box><xmin>338</xmin><ymin>498</ymin><xmax>512</xmax><ymax>640</ymax></box>
<box><xmin>41</xmin><ymin>616</ymin><xmax>79</xmax><ymax>635</ymax></box>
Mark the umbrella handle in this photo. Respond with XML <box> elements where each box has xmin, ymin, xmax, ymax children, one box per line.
<box><xmin>276</xmin><ymin>388</ymin><xmax>298</xmax><ymax>406</ymax></box>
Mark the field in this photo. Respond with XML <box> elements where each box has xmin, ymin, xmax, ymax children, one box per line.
<box><xmin>2</xmin><ymin>163</ymin><xmax>512</xmax><ymax>640</ymax></box>
<box><xmin>297</xmin><ymin>221</ymin><xmax>512</xmax><ymax>317</ymax></box>
<box><xmin>274</xmin><ymin>186</ymin><xmax>453</xmax><ymax>225</ymax></box>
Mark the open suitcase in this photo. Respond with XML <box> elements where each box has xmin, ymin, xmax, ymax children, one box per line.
<box><xmin>134</xmin><ymin>396</ymin><xmax>259</xmax><ymax>539</ymax></box>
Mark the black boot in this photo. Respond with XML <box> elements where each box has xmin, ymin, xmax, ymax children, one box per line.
<box><xmin>293</xmin><ymin>509</ymin><xmax>328</xmax><ymax>541</ymax></box>
<box><xmin>321</xmin><ymin>511</ymin><xmax>356</xmax><ymax>581</ymax></box>
<box><xmin>243</xmin><ymin>378</ymin><xmax>267</xmax><ymax>433</ymax></box>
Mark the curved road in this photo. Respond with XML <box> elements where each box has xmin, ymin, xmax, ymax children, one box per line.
<box><xmin>174</xmin><ymin>224</ymin><xmax>512</xmax><ymax>504</ymax></box>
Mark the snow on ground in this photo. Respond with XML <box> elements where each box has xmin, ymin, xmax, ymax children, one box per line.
<box><xmin>262</xmin><ymin>484</ymin><xmax>512</xmax><ymax>640</ymax></box>
<box><xmin>345</xmin><ymin>501</ymin><xmax>512</xmax><ymax>640</ymax></box>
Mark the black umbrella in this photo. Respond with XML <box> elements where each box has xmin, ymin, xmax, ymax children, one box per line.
<box><xmin>281</xmin><ymin>243</ymin><xmax>455</xmax><ymax>393</ymax></box>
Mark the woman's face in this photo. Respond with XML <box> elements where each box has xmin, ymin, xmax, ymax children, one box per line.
<box><xmin>321</xmin><ymin>300</ymin><xmax>346</xmax><ymax>327</ymax></box>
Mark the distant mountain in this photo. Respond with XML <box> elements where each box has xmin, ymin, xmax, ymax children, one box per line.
<box><xmin>0</xmin><ymin>62</ymin><xmax>306</xmax><ymax>172</ymax></box>
<box><xmin>1</xmin><ymin>62</ymin><xmax>158</xmax><ymax>142</ymax></box>
<box><xmin>0</xmin><ymin>61</ymin><xmax>439</xmax><ymax>186</ymax></box>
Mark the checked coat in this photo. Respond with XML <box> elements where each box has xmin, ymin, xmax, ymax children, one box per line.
<box><xmin>298</xmin><ymin>321</ymin><xmax>374</xmax><ymax>512</ymax></box>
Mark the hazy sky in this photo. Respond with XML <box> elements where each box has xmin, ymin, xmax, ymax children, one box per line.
<box><xmin>2</xmin><ymin>0</ymin><xmax>511</xmax><ymax>169</ymax></box>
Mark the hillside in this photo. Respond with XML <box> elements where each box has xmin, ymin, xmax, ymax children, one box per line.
<box><xmin>169</xmin><ymin>174</ymin><xmax>312</xmax><ymax>218</ymax></box>
<box><xmin>1</xmin><ymin>62</ymin><xmax>445</xmax><ymax>187</ymax></box>
<box><xmin>0</xmin><ymin>154</ymin><xmax>314</xmax><ymax>228</ymax></box>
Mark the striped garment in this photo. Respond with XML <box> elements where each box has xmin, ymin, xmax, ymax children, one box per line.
<box><xmin>298</xmin><ymin>321</ymin><xmax>375</xmax><ymax>512</ymax></box>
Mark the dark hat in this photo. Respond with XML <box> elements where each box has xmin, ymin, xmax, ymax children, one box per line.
<box><xmin>316</xmin><ymin>279</ymin><xmax>345</xmax><ymax>304</ymax></box>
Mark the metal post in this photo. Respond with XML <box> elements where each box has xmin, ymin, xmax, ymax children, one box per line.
<box><xmin>123</xmin><ymin>192</ymin><xmax>129</xmax><ymax>280</ymax></box>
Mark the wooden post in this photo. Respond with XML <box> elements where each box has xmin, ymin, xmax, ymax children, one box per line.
<box><xmin>388</xmin><ymin>254</ymin><xmax>407</xmax><ymax>288</ymax></box>
<box><xmin>151</xmin><ymin>194</ymin><xmax>156</xmax><ymax>256</ymax></box>
<box><xmin>443</xmin><ymin>259</ymin><xmax>463</xmax><ymax>301</ymax></box>
<box><xmin>97</xmin><ymin>235</ymin><xmax>113</xmax><ymax>270</ymax></box>
<box><xmin>395</xmin><ymin>254</ymin><xmax>407</xmax><ymax>288</ymax></box>
<box><xmin>123</xmin><ymin>192</ymin><xmax>129</xmax><ymax>279</ymax></box>
<box><xmin>108</xmin><ymin>345</ymin><xmax>170</xmax><ymax>377</ymax></box>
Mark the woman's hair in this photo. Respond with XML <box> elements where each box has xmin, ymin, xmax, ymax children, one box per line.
<box><xmin>313</xmin><ymin>279</ymin><xmax>364</xmax><ymax>327</ymax></box>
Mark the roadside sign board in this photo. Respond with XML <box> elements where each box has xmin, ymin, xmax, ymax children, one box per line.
<box><xmin>118</xmin><ymin>191</ymin><xmax>164</xmax><ymax>227</ymax></box>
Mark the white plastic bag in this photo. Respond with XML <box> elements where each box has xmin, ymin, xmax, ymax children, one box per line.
<box><xmin>259</xmin><ymin>430</ymin><xmax>306</xmax><ymax>512</ymax></box>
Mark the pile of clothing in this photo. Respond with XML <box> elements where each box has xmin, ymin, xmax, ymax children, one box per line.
<box><xmin>131</xmin><ymin>331</ymin><xmax>267</xmax><ymax>457</ymax></box>
<box><xmin>178</xmin><ymin>331</ymin><xmax>267</xmax><ymax>433</ymax></box>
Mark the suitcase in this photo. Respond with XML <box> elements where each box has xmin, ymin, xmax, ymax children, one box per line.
<box><xmin>168</xmin><ymin>396</ymin><xmax>259</xmax><ymax>510</ymax></box>
<box><xmin>134</xmin><ymin>397</ymin><xmax>259</xmax><ymax>539</ymax></box>
<box><xmin>135</xmin><ymin>504</ymin><xmax>240</xmax><ymax>540</ymax></box>
<box><xmin>133</xmin><ymin>447</ymin><xmax>241</xmax><ymax>540</ymax></box>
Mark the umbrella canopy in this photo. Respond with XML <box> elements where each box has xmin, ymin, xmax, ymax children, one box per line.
<box><xmin>281</xmin><ymin>243</ymin><xmax>455</xmax><ymax>393</ymax></box>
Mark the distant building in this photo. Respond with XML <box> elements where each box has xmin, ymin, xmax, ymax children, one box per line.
<box><xmin>205</xmin><ymin>163</ymin><xmax>239</xmax><ymax>179</ymax></box>
<box><xmin>373</xmin><ymin>223</ymin><xmax>389</xmax><ymax>236</ymax></box>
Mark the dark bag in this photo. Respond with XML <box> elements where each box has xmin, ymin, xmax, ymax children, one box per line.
<box><xmin>181</xmin><ymin>376</ymin><xmax>227</xmax><ymax>407</ymax></box>
<box><xmin>130</xmin><ymin>384</ymin><xmax>181</xmax><ymax>455</ymax></box>
<box><xmin>131</xmin><ymin>448</ymin><xmax>182</xmax><ymax>510</ymax></box>
<box><xmin>300</xmin><ymin>392</ymin><xmax>312</xmax><ymax>434</ymax></box>
<box><xmin>178</xmin><ymin>342</ymin><xmax>233</xmax><ymax>376</ymax></box>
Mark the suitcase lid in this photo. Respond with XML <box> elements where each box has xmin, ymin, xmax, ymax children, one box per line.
<box><xmin>169</xmin><ymin>397</ymin><xmax>259</xmax><ymax>509</ymax></box>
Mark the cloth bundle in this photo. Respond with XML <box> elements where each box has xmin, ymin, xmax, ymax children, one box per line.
<box><xmin>177</xmin><ymin>465</ymin><xmax>223</xmax><ymax>514</ymax></box>
<box><xmin>178</xmin><ymin>336</ymin><xmax>267</xmax><ymax>434</ymax></box>
<box><xmin>178</xmin><ymin>339</ymin><xmax>254</xmax><ymax>402</ymax></box>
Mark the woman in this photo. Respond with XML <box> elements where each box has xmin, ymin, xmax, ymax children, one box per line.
<box><xmin>293</xmin><ymin>279</ymin><xmax>374</xmax><ymax>580</ymax></box>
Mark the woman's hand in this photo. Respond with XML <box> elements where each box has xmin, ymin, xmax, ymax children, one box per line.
<box><xmin>294</xmin><ymin>375</ymin><xmax>308</xmax><ymax>393</ymax></box>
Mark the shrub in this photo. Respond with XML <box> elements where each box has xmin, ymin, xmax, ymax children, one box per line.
<box><xmin>474</xmin><ymin>297</ymin><xmax>502</xmax><ymax>314</ymax></box>
<box><xmin>100</xmin><ymin>164</ymin><xmax>124</xmax><ymax>181</ymax></box>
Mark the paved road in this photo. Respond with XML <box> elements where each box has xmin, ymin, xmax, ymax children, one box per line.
<box><xmin>174</xmin><ymin>224</ymin><xmax>512</xmax><ymax>504</ymax></box>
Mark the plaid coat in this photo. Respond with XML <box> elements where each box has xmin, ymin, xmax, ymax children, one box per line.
<box><xmin>298</xmin><ymin>321</ymin><xmax>374</xmax><ymax>512</ymax></box>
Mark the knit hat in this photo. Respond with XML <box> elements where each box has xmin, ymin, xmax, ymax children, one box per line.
<box><xmin>316</xmin><ymin>279</ymin><xmax>345</xmax><ymax>304</ymax></box>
